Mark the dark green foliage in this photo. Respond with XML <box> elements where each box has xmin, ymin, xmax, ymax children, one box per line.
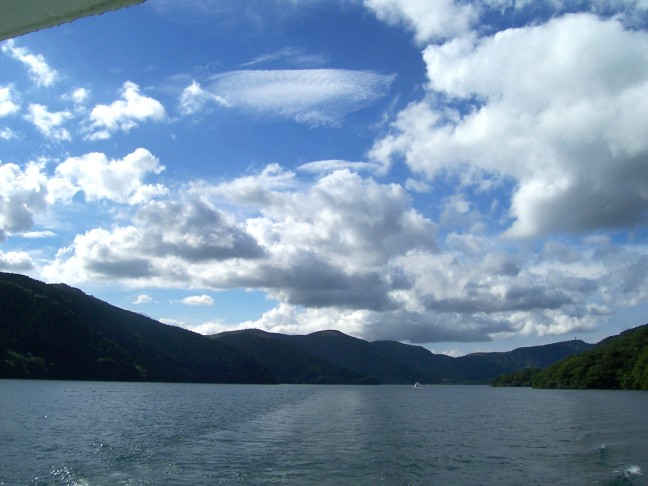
<box><xmin>215</xmin><ymin>330</ymin><xmax>378</xmax><ymax>384</ymax></box>
<box><xmin>0</xmin><ymin>272</ymin><xmax>276</xmax><ymax>383</ymax></box>
<box><xmin>490</xmin><ymin>367</ymin><xmax>542</xmax><ymax>387</ymax></box>
<box><xmin>1</xmin><ymin>271</ymin><xmax>603</xmax><ymax>386</ymax></box>
<box><xmin>212</xmin><ymin>328</ymin><xmax>591</xmax><ymax>385</ymax></box>
<box><xmin>531</xmin><ymin>324</ymin><xmax>648</xmax><ymax>390</ymax></box>
<box><xmin>454</xmin><ymin>340</ymin><xmax>594</xmax><ymax>383</ymax></box>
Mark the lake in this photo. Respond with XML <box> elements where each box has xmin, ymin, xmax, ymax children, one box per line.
<box><xmin>0</xmin><ymin>380</ymin><xmax>646</xmax><ymax>485</ymax></box>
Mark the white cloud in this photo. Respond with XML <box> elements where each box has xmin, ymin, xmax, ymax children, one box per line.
<box><xmin>404</xmin><ymin>178</ymin><xmax>430</xmax><ymax>193</ymax></box>
<box><xmin>20</xmin><ymin>230</ymin><xmax>56</xmax><ymax>238</ymax></box>
<box><xmin>197</xmin><ymin>69</ymin><xmax>395</xmax><ymax>126</ymax></box>
<box><xmin>181</xmin><ymin>295</ymin><xmax>214</xmax><ymax>305</ymax></box>
<box><xmin>205</xmin><ymin>163</ymin><xmax>296</xmax><ymax>207</ymax></box>
<box><xmin>297</xmin><ymin>159</ymin><xmax>386</xmax><ymax>175</ymax></box>
<box><xmin>159</xmin><ymin>317</ymin><xmax>186</xmax><ymax>327</ymax></box>
<box><xmin>0</xmin><ymin>160</ymin><xmax>48</xmax><ymax>240</ymax></box>
<box><xmin>1</xmin><ymin>40</ymin><xmax>58</xmax><ymax>87</ymax></box>
<box><xmin>240</xmin><ymin>47</ymin><xmax>328</xmax><ymax>68</ymax></box>
<box><xmin>0</xmin><ymin>85</ymin><xmax>19</xmax><ymax>117</ymax></box>
<box><xmin>179</xmin><ymin>80</ymin><xmax>228</xmax><ymax>115</ymax></box>
<box><xmin>88</xmin><ymin>82</ymin><xmax>166</xmax><ymax>140</ymax></box>
<box><xmin>42</xmin><ymin>196</ymin><xmax>266</xmax><ymax>283</ymax></box>
<box><xmin>50</xmin><ymin>148</ymin><xmax>166</xmax><ymax>205</ymax></box>
<box><xmin>236</xmin><ymin>303</ymin><xmax>369</xmax><ymax>337</ymax></box>
<box><xmin>371</xmin><ymin>13</ymin><xmax>648</xmax><ymax>238</ymax></box>
<box><xmin>133</xmin><ymin>294</ymin><xmax>154</xmax><ymax>304</ymax></box>
<box><xmin>44</xmin><ymin>167</ymin><xmax>436</xmax><ymax>312</ymax></box>
<box><xmin>25</xmin><ymin>104</ymin><xmax>72</xmax><ymax>141</ymax></box>
<box><xmin>0</xmin><ymin>250</ymin><xmax>35</xmax><ymax>271</ymax></box>
<box><xmin>38</xmin><ymin>158</ymin><xmax>648</xmax><ymax>344</ymax></box>
<box><xmin>0</xmin><ymin>127</ymin><xmax>16</xmax><ymax>140</ymax></box>
<box><xmin>70</xmin><ymin>88</ymin><xmax>89</xmax><ymax>105</ymax></box>
<box><xmin>364</xmin><ymin>0</ymin><xmax>478</xmax><ymax>43</ymax></box>
<box><xmin>188</xmin><ymin>320</ymin><xmax>228</xmax><ymax>335</ymax></box>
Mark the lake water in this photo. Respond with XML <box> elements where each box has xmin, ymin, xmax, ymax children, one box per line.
<box><xmin>0</xmin><ymin>381</ymin><xmax>646</xmax><ymax>485</ymax></box>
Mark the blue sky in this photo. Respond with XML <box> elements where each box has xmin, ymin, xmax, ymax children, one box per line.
<box><xmin>2</xmin><ymin>0</ymin><xmax>648</xmax><ymax>356</ymax></box>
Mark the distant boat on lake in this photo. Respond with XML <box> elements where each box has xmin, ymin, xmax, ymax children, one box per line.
<box><xmin>414</xmin><ymin>382</ymin><xmax>421</xmax><ymax>388</ymax></box>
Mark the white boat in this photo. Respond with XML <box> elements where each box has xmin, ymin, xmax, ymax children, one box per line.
<box><xmin>414</xmin><ymin>382</ymin><xmax>421</xmax><ymax>388</ymax></box>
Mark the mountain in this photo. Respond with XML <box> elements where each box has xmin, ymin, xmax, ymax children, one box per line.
<box><xmin>450</xmin><ymin>339</ymin><xmax>594</xmax><ymax>383</ymax></box>
<box><xmin>214</xmin><ymin>329</ymin><xmax>378</xmax><ymax>384</ymax></box>
<box><xmin>528</xmin><ymin>323</ymin><xmax>648</xmax><ymax>389</ymax></box>
<box><xmin>0</xmin><ymin>272</ymin><xmax>276</xmax><ymax>384</ymax></box>
<box><xmin>1</xmin><ymin>271</ymin><xmax>597</xmax><ymax>385</ymax></box>
<box><xmin>213</xmin><ymin>328</ymin><xmax>593</xmax><ymax>384</ymax></box>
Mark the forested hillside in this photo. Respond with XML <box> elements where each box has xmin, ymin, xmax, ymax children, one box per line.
<box><xmin>0</xmin><ymin>272</ymin><xmax>277</xmax><ymax>383</ymax></box>
<box><xmin>531</xmin><ymin>324</ymin><xmax>648</xmax><ymax>389</ymax></box>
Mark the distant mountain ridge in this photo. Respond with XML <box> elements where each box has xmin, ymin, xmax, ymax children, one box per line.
<box><xmin>214</xmin><ymin>328</ymin><xmax>594</xmax><ymax>384</ymax></box>
<box><xmin>1</xmin><ymin>271</ymin><xmax>595</xmax><ymax>384</ymax></box>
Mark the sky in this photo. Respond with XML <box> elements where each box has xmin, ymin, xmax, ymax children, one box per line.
<box><xmin>2</xmin><ymin>0</ymin><xmax>648</xmax><ymax>356</ymax></box>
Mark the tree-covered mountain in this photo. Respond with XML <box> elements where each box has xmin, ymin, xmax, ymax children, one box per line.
<box><xmin>1</xmin><ymin>271</ymin><xmax>597</xmax><ymax>385</ymax></box>
<box><xmin>0</xmin><ymin>272</ymin><xmax>277</xmax><ymax>383</ymax></box>
<box><xmin>213</xmin><ymin>328</ymin><xmax>593</xmax><ymax>384</ymax></box>
<box><xmin>452</xmin><ymin>339</ymin><xmax>594</xmax><ymax>383</ymax></box>
<box><xmin>528</xmin><ymin>324</ymin><xmax>648</xmax><ymax>389</ymax></box>
<box><xmin>214</xmin><ymin>329</ymin><xmax>378</xmax><ymax>384</ymax></box>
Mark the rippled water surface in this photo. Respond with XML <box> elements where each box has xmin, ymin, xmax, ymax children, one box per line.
<box><xmin>1</xmin><ymin>380</ymin><xmax>647</xmax><ymax>485</ymax></box>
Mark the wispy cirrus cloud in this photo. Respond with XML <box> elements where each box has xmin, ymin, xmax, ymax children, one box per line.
<box><xmin>297</xmin><ymin>159</ymin><xmax>387</xmax><ymax>175</ymax></box>
<box><xmin>180</xmin><ymin>69</ymin><xmax>395</xmax><ymax>126</ymax></box>
<box><xmin>240</xmin><ymin>47</ymin><xmax>328</xmax><ymax>68</ymax></box>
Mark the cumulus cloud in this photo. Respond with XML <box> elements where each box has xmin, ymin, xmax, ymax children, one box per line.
<box><xmin>50</xmin><ymin>148</ymin><xmax>166</xmax><ymax>205</ymax></box>
<box><xmin>364</xmin><ymin>0</ymin><xmax>478</xmax><ymax>43</ymax></box>
<box><xmin>0</xmin><ymin>250</ymin><xmax>35</xmax><ymax>271</ymax></box>
<box><xmin>0</xmin><ymin>85</ymin><xmax>19</xmax><ymax>117</ymax></box>
<box><xmin>25</xmin><ymin>104</ymin><xmax>72</xmax><ymax>141</ymax></box>
<box><xmin>88</xmin><ymin>82</ymin><xmax>166</xmax><ymax>140</ymax></box>
<box><xmin>185</xmin><ymin>69</ymin><xmax>395</xmax><ymax>126</ymax></box>
<box><xmin>0</xmin><ymin>127</ymin><xmax>16</xmax><ymax>140</ymax></box>
<box><xmin>179</xmin><ymin>80</ymin><xmax>228</xmax><ymax>115</ymax></box>
<box><xmin>43</xmin><ymin>167</ymin><xmax>436</xmax><ymax>312</ymax></box>
<box><xmin>1</xmin><ymin>40</ymin><xmax>58</xmax><ymax>87</ymax></box>
<box><xmin>37</xmin><ymin>157</ymin><xmax>648</xmax><ymax>344</ymax></box>
<box><xmin>42</xmin><ymin>196</ymin><xmax>266</xmax><ymax>283</ymax></box>
<box><xmin>181</xmin><ymin>295</ymin><xmax>214</xmax><ymax>305</ymax></box>
<box><xmin>133</xmin><ymin>294</ymin><xmax>154</xmax><ymax>304</ymax></box>
<box><xmin>132</xmin><ymin>198</ymin><xmax>265</xmax><ymax>261</ymax></box>
<box><xmin>364</xmin><ymin>0</ymin><xmax>648</xmax><ymax>44</ymax></box>
<box><xmin>0</xmin><ymin>160</ymin><xmax>48</xmax><ymax>240</ymax></box>
<box><xmin>371</xmin><ymin>13</ymin><xmax>648</xmax><ymax>238</ymax></box>
<box><xmin>70</xmin><ymin>88</ymin><xmax>89</xmax><ymax>105</ymax></box>
<box><xmin>205</xmin><ymin>163</ymin><xmax>296</xmax><ymax>207</ymax></box>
